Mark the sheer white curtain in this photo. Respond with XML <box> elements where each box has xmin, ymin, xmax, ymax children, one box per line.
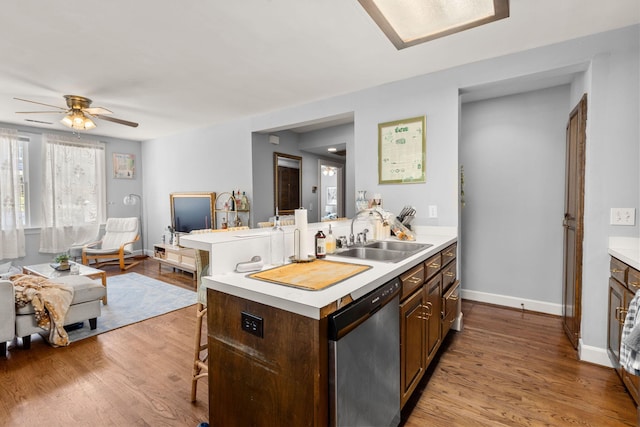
<box><xmin>0</xmin><ymin>128</ymin><xmax>26</xmax><ymax>259</ymax></box>
<box><xmin>40</xmin><ymin>134</ymin><xmax>106</xmax><ymax>253</ymax></box>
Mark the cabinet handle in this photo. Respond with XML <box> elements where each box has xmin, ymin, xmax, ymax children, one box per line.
<box><xmin>445</xmin><ymin>252</ymin><xmax>454</xmax><ymax>257</ymax></box>
<box><xmin>611</xmin><ymin>268</ymin><xmax>624</xmax><ymax>274</ymax></box>
<box><xmin>407</xmin><ymin>277</ymin><xmax>422</xmax><ymax>284</ymax></box>
<box><xmin>629</xmin><ymin>280</ymin><xmax>639</xmax><ymax>286</ymax></box>
<box><xmin>444</xmin><ymin>271</ymin><xmax>455</xmax><ymax>277</ymax></box>
<box><xmin>617</xmin><ymin>307</ymin><xmax>628</xmax><ymax>324</ymax></box>
<box><xmin>418</xmin><ymin>302</ymin><xmax>433</xmax><ymax>320</ymax></box>
<box><xmin>429</xmin><ymin>263</ymin><xmax>440</xmax><ymax>269</ymax></box>
<box><xmin>448</xmin><ymin>295</ymin><xmax>459</xmax><ymax>302</ymax></box>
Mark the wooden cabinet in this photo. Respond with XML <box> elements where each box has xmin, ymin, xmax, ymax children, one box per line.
<box><xmin>399</xmin><ymin>242</ymin><xmax>458</xmax><ymax>408</ymax></box>
<box><xmin>153</xmin><ymin>244</ymin><xmax>208</xmax><ymax>282</ymax></box>
<box><xmin>608</xmin><ymin>256</ymin><xmax>640</xmax><ymax>405</ymax></box>
<box><xmin>400</xmin><ymin>284</ymin><xmax>426</xmax><ymax>404</ymax></box>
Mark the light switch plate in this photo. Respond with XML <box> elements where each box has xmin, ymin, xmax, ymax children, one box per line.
<box><xmin>610</xmin><ymin>208</ymin><xmax>636</xmax><ymax>226</ymax></box>
<box><xmin>428</xmin><ymin>205</ymin><xmax>438</xmax><ymax>218</ymax></box>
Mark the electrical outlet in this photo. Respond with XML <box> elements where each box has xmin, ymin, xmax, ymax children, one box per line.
<box><xmin>428</xmin><ymin>205</ymin><xmax>438</xmax><ymax>218</ymax></box>
<box><xmin>610</xmin><ymin>208</ymin><xmax>636</xmax><ymax>226</ymax></box>
<box><xmin>241</xmin><ymin>312</ymin><xmax>264</xmax><ymax>338</ymax></box>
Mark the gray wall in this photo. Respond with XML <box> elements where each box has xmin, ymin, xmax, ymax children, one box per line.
<box><xmin>140</xmin><ymin>25</ymin><xmax>638</xmax><ymax>363</ymax></box>
<box><xmin>460</xmin><ymin>85</ymin><xmax>570</xmax><ymax>312</ymax></box>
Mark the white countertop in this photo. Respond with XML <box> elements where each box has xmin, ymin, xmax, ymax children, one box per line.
<box><xmin>183</xmin><ymin>225</ymin><xmax>457</xmax><ymax>319</ymax></box>
<box><xmin>609</xmin><ymin>236</ymin><xmax>640</xmax><ymax>270</ymax></box>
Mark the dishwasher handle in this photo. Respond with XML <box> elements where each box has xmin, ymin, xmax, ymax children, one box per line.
<box><xmin>328</xmin><ymin>277</ymin><xmax>400</xmax><ymax>341</ymax></box>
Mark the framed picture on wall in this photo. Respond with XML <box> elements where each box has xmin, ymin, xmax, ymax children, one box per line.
<box><xmin>378</xmin><ymin>115</ymin><xmax>426</xmax><ymax>184</ymax></box>
<box><xmin>113</xmin><ymin>153</ymin><xmax>135</xmax><ymax>179</ymax></box>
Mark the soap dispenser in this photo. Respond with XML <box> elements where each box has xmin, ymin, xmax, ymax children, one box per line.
<box><xmin>325</xmin><ymin>224</ymin><xmax>336</xmax><ymax>254</ymax></box>
<box><xmin>270</xmin><ymin>208</ymin><xmax>285</xmax><ymax>266</ymax></box>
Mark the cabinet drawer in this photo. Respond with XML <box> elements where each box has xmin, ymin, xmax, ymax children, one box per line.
<box><xmin>628</xmin><ymin>268</ymin><xmax>640</xmax><ymax>294</ymax></box>
<box><xmin>181</xmin><ymin>256</ymin><xmax>196</xmax><ymax>268</ymax></box>
<box><xmin>442</xmin><ymin>260</ymin><xmax>457</xmax><ymax>291</ymax></box>
<box><xmin>424</xmin><ymin>253</ymin><xmax>442</xmax><ymax>280</ymax></box>
<box><xmin>610</xmin><ymin>257</ymin><xmax>628</xmax><ymax>284</ymax></box>
<box><xmin>400</xmin><ymin>264</ymin><xmax>425</xmax><ymax>300</ymax></box>
<box><xmin>442</xmin><ymin>281</ymin><xmax>460</xmax><ymax>337</ymax></box>
<box><xmin>167</xmin><ymin>252</ymin><xmax>181</xmax><ymax>263</ymax></box>
<box><xmin>441</xmin><ymin>243</ymin><xmax>457</xmax><ymax>267</ymax></box>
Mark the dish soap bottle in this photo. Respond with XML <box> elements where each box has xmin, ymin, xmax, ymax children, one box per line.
<box><xmin>270</xmin><ymin>209</ymin><xmax>285</xmax><ymax>265</ymax></box>
<box><xmin>315</xmin><ymin>230</ymin><xmax>326</xmax><ymax>259</ymax></box>
<box><xmin>325</xmin><ymin>224</ymin><xmax>336</xmax><ymax>254</ymax></box>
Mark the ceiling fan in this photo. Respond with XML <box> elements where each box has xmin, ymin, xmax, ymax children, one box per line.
<box><xmin>14</xmin><ymin>95</ymin><xmax>139</xmax><ymax>130</ymax></box>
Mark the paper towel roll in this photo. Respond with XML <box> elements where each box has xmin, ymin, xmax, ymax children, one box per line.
<box><xmin>294</xmin><ymin>208</ymin><xmax>309</xmax><ymax>260</ymax></box>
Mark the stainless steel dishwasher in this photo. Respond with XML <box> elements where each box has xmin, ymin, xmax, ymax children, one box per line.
<box><xmin>328</xmin><ymin>277</ymin><xmax>401</xmax><ymax>427</ymax></box>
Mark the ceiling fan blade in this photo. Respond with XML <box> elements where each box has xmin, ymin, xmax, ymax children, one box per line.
<box><xmin>93</xmin><ymin>114</ymin><xmax>139</xmax><ymax>128</ymax></box>
<box><xmin>16</xmin><ymin>110</ymin><xmax>66</xmax><ymax>114</ymax></box>
<box><xmin>14</xmin><ymin>97</ymin><xmax>66</xmax><ymax>111</ymax></box>
<box><xmin>83</xmin><ymin>107</ymin><xmax>113</xmax><ymax>115</ymax></box>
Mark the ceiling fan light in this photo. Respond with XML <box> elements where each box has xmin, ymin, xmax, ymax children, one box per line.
<box><xmin>61</xmin><ymin>111</ymin><xmax>96</xmax><ymax>130</ymax></box>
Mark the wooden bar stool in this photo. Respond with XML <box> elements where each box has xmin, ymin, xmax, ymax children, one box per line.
<box><xmin>191</xmin><ymin>249</ymin><xmax>209</xmax><ymax>402</ymax></box>
<box><xmin>190</xmin><ymin>226</ymin><xmax>247</xmax><ymax>402</ymax></box>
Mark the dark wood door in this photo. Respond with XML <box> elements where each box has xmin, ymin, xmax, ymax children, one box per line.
<box><xmin>562</xmin><ymin>94</ymin><xmax>587</xmax><ymax>349</ymax></box>
<box><xmin>400</xmin><ymin>288</ymin><xmax>426</xmax><ymax>407</ymax></box>
<box><xmin>425</xmin><ymin>274</ymin><xmax>442</xmax><ymax>364</ymax></box>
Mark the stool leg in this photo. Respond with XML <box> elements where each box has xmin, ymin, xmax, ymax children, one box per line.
<box><xmin>191</xmin><ymin>303</ymin><xmax>208</xmax><ymax>402</ymax></box>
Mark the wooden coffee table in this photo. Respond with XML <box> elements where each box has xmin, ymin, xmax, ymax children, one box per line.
<box><xmin>22</xmin><ymin>261</ymin><xmax>108</xmax><ymax>304</ymax></box>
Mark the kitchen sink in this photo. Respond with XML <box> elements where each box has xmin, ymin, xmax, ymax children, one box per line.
<box><xmin>333</xmin><ymin>241</ymin><xmax>432</xmax><ymax>263</ymax></box>
<box><xmin>364</xmin><ymin>241</ymin><xmax>432</xmax><ymax>252</ymax></box>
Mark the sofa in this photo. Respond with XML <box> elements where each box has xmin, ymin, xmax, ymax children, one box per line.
<box><xmin>1</xmin><ymin>275</ymin><xmax>106</xmax><ymax>354</ymax></box>
<box><xmin>0</xmin><ymin>279</ymin><xmax>15</xmax><ymax>356</ymax></box>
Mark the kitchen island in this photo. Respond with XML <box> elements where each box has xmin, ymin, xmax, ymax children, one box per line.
<box><xmin>180</xmin><ymin>224</ymin><xmax>459</xmax><ymax>426</ymax></box>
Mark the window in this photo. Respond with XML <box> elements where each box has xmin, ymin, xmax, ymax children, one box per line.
<box><xmin>39</xmin><ymin>133</ymin><xmax>105</xmax><ymax>253</ymax></box>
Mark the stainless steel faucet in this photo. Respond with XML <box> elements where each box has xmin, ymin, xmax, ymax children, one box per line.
<box><xmin>349</xmin><ymin>209</ymin><xmax>384</xmax><ymax>246</ymax></box>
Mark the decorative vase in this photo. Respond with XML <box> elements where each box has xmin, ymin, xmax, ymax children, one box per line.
<box><xmin>355</xmin><ymin>190</ymin><xmax>368</xmax><ymax>211</ymax></box>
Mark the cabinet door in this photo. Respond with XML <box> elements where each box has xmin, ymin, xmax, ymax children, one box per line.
<box><xmin>425</xmin><ymin>274</ymin><xmax>442</xmax><ymax>364</ymax></box>
<box><xmin>608</xmin><ymin>278</ymin><xmax>625</xmax><ymax>369</ymax></box>
<box><xmin>400</xmin><ymin>288</ymin><xmax>426</xmax><ymax>407</ymax></box>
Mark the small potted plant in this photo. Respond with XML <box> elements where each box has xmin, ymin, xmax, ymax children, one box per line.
<box><xmin>54</xmin><ymin>253</ymin><xmax>71</xmax><ymax>270</ymax></box>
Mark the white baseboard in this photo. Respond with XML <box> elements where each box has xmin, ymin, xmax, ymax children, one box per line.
<box><xmin>461</xmin><ymin>289</ymin><xmax>612</xmax><ymax>368</ymax></box>
<box><xmin>461</xmin><ymin>289</ymin><xmax>562</xmax><ymax>316</ymax></box>
<box><xmin>579</xmin><ymin>339</ymin><xmax>614</xmax><ymax>368</ymax></box>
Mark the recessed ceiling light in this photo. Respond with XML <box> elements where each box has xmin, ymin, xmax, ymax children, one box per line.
<box><xmin>327</xmin><ymin>147</ymin><xmax>338</xmax><ymax>152</ymax></box>
<box><xmin>358</xmin><ymin>0</ymin><xmax>509</xmax><ymax>50</ymax></box>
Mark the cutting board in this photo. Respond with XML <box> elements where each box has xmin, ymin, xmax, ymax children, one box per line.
<box><xmin>249</xmin><ymin>259</ymin><xmax>371</xmax><ymax>291</ymax></box>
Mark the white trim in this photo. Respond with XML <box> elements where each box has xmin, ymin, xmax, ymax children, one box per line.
<box><xmin>579</xmin><ymin>339</ymin><xmax>613</xmax><ymax>368</ymax></box>
<box><xmin>461</xmin><ymin>289</ymin><xmax>562</xmax><ymax>316</ymax></box>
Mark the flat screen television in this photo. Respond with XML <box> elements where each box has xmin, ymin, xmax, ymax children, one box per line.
<box><xmin>170</xmin><ymin>192</ymin><xmax>216</xmax><ymax>233</ymax></box>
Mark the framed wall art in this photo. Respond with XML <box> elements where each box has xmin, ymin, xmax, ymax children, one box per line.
<box><xmin>113</xmin><ymin>152</ymin><xmax>135</xmax><ymax>179</ymax></box>
<box><xmin>378</xmin><ymin>115</ymin><xmax>426</xmax><ymax>184</ymax></box>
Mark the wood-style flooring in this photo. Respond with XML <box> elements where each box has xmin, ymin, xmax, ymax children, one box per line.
<box><xmin>0</xmin><ymin>258</ymin><xmax>636</xmax><ymax>426</ymax></box>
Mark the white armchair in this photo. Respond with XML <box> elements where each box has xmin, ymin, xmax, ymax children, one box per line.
<box><xmin>0</xmin><ymin>280</ymin><xmax>15</xmax><ymax>357</ymax></box>
<box><xmin>82</xmin><ymin>217</ymin><xmax>141</xmax><ymax>271</ymax></box>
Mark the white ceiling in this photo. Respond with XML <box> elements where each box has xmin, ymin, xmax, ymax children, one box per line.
<box><xmin>1</xmin><ymin>1</ymin><xmax>638</xmax><ymax>141</ymax></box>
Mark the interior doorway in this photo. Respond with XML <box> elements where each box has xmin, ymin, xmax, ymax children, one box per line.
<box><xmin>318</xmin><ymin>159</ymin><xmax>345</xmax><ymax>221</ymax></box>
<box><xmin>562</xmin><ymin>94</ymin><xmax>587</xmax><ymax>349</ymax></box>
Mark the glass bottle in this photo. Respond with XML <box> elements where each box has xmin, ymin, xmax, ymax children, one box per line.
<box><xmin>315</xmin><ymin>230</ymin><xmax>326</xmax><ymax>259</ymax></box>
<box><xmin>325</xmin><ymin>224</ymin><xmax>336</xmax><ymax>254</ymax></box>
<box><xmin>270</xmin><ymin>209</ymin><xmax>285</xmax><ymax>266</ymax></box>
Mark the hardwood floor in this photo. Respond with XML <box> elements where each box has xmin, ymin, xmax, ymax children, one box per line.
<box><xmin>0</xmin><ymin>258</ymin><xmax>636</xmax><ymax>426</ymax></box>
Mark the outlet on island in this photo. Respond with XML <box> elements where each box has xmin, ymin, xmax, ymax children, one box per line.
<box><xmin>241</xmin><ymin>311</ymin><xmax>264</xmax><ymax>338</ymax></box>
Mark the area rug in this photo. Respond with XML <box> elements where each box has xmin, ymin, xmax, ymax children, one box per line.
<box><xmin>67</xmin><ymin>272</ymin><xmax>196</xmax><ymax>342</ymax></box>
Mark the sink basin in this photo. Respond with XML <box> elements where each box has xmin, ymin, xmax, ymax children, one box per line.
<box><xmin>333</xmin><ymin>241</ymin><xmax>433</xmax><ymax>263</ymax></box>
<box><xmin>334</xmin><ymin>247</ymin><xmax>412</xmax><ymax>263</ymax></box>
<box><xmin>365</xmin><ymin>241</ymin><xmax>433</xmax><ymax>252</ymax></box>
